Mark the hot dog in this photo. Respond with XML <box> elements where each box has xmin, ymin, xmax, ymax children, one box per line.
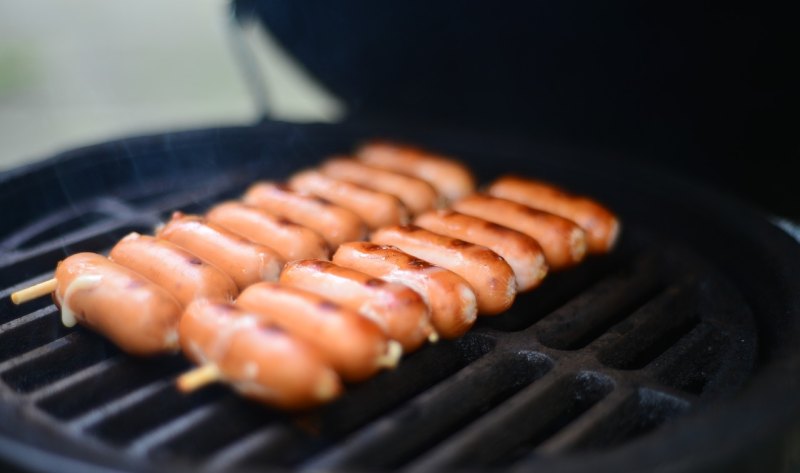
<box><xmin>370</xmin><ymin>225</ymin><xmax>516</xmax><ymax>315</ymax></box>
<box><xmin>157</xmin><ymin>212</ymin><xmax>283</xmax><ymax>290</ymax></box>
<box><xmin>206</xmin><ymin>202</ymin><xmax>329</xmax><ymax>262</ymax></box>
<box><xmin>319</xmin><ymin>157</ymin><xmax>440</xmax><ymax>216</ymax></box>
<box><xmin>280</xmin><ymin>260</ymin><xmax>435</xmax><ymax>352</ymax></box>
<box><xmin>236</xmin><ymin>282</ymin><xmax>401</xmax><ymax>382</ymax></box>
<box><xmin>53</xmin><ymin>252</ymin><xmax>182</xmax><ymax>355</ymax></box>
<box><xmin>453</xmin><ymin>195</ymin><xmax>587</xmax><ymax>270</ymax></box>
<box><xmin>487</xmin><ymin>175</ymin><xmax>620</xmax><ymax>253</ymax></box>
<box><xmin>243</xmin><ymin>182</ymin><xmax>366</xmax><ymax>249</ymax></box>
<box><xmin>415</xmin><ymin>210</ymin><xmax>548</xmax><ymax>292</ymax></box>
<box><xmin>180</xmin><ymin>300</ymin><xmax>342</xmax><ymax>409</ymax></box>
<box><xmin>109</xmin><ymin>233</ymin><xmax>238</xmax><ymax>307</ymax></box>
<box><xmin>357</xmin><ymin>140</ymin><xmax>476</xmax><ymax>202</ymax></box>
<box><xmin>332</xmin><ymin>242</ymin><xmax>477</xmax><ymax>339</ymax></box>
<box><xmin>288</xmin><ymin>170</ymin><xmax>409</xmax><ymax>230</ymax></box>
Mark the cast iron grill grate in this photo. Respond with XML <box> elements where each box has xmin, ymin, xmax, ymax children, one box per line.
<box><xmin>1</xmin><ymin>124</ymin><xmax>779</xmax><ymax>473</ymax></box>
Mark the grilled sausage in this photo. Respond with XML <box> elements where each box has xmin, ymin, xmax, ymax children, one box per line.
<box><xmin>453</xmin><ymin>195</ymin><xmax>587</xmax><ymax>270</ymax></box>
<box><xmin>415</xmin><ymin>210</ymin><xmax>548</xmax><ymax>292</ymax></box>
<box><xmin>243</xmin><ymin>182</ymin><xmax>366</xmax><ymax>249</ymax></box>
<box><xmin>487</xmin><ymin>175</ymin><xmax>620</xmax><ymax>253</ymax></box>
<box><xmin>206</xmin><ymin>202</ymin><xmax>329</xmax><ymax>262</ymax></box>
<box><xmin>289</xmin><ymin>170</ymin><xmax>409</xmax><ymax>230</ymax></box>
<box><xmin>370</xmin><ymin>225</ymin><xmax>516</xmax><ymax>315</ymax></box>
<box><xmin>109</xmin><ymin>233</ymin><xmax>238</xmax><ymax>307</ymax></box>
<box><xmin>53</xmin><ymin>252</ymin><xmax>182</xmax><ymax>355</ymax></box>
<box><xmin>319</xmin><ymin>157</ymin><xmax>440</xmax><ymax>216</ymax></box>
<box><xmin>236</xmin><ymin>282</ymin><xmax>401</xmax><ymax>382</ymax></box>
<box><xmin>180</xmin><ymin>300</ymin><xmax>342</xmax><ymax>409</ymax></box>
<box><xmin>357</xmin><ymin>140</ymin><xmax>476</xmax><ymax>202</ymax></box>
<box><xmin>280</xmin><ymin>260</ymin><xmax>435</xmax><ymax>352</ymax></box>
<box><xmin>157</xmin><ymin>212</ymin><xmax>283</xmax><ymax>290</ymax></box>
<box><xmin>332</xmin><ymin>242</ymin><xmax>477</xmax><ymax>339</ymax></box>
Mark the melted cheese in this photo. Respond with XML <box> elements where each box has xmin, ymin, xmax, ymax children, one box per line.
<box><xmin>59</xmin><ymin>274</ymin><xmax>103</xmax><ymax>328</ymax></box>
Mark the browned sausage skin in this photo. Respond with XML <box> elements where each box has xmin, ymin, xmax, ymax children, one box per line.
<box><xmin>487</xmin><ymin>175</ymin><xmax>620</xmax><ymax>253</ymax></box>
<box><xmin>357</xmin><ymin>140</ymin><xmax>476</xmax><ymax>202</ymax></box>
<box><xmin>288</xmin><ymin>170</ymin><xmax>410</xmax><ymax>230</ymax></box>
<box><xmin>370</xmin><ymin>225</ymin><xmax>516</xmax><ymax>315</ymax></box>
<box><xmin>206</xmin><ymin>201</ymin><xmax>329</xmax><ymax>262</ymax></box>
<box><xmin>180</xmin><ymin>300</ymin><xmax>342</xmax><ymax>409</ymax></box>
<box><xmin>332</xmin><ymin>242</ymin><xmax>477</xmax><ymax>339</ymax></box>
<box><xmin>319</xmin><ymin>157</ymin><xmax>440</xmax><ymax>216</ymax></box>
<box><xmin>280</xmin><ymin>259</ymin><xmax>435</xmax><ymax>352</ymax></box>
<box><xmin>453</xmin><ymin>195</ymin><xmax>587</xmax><ymax>270</ymax></box>
<box><xmin>236</xmin><ymin>282</ymin><xmax>401</xmax><ymax>382</ymax></box>
<box><xmin>53</xmin><ymin>252</ymin><xmax>182</xmax><ymax>356</ymax></box>
<box><xmin>109</xmin><ymin>232</ymin><xmax>238</xmax><ymax>307</ymax></box>
<box><xmin>157</xmin><ymin>212</ymin><xmax>283</xmax><ymax>290</ymax></box>
<box><xmin>243</xmin><ymin>182</ymin><xmax>366</xmax><ymax>248</ymax></box>
<box><xmin>415</xmin><ymin>210</ymin><xmax>548</xmax><ymax>291</ymax></box>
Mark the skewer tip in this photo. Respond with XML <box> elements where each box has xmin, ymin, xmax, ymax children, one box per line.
<box><xmin>376</xmin><ymin>340</ymin><xmax>403</xmax><ymax>369</ymax></box>
<box><xmin>176</xmin><ymin>364</ymin><xmax>221</xmax><ymax>393</ymax></box>
<box><xmin>10</xmin><ymin>278</ymin><xmax>58</xmax><ymax>305</ymax></box>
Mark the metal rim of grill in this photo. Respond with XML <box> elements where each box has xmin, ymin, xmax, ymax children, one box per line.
<box><xmin>1</xmin><ymin>121</ymin><xmax>799</xmax><ymax>473</ymax></box>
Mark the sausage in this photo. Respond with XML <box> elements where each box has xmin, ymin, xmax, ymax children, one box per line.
<box><xmin>288</xmin><ymin>170</ymin><xmax>409</xmax><ymax>229</ymax></box>
<box><xmin>236</xmin><ymin>282</ymin><xmax>401</xmax><ymax>382</ymax></box>
<box><xmin>319</xmin><ymin>157</ymin><xmax>440</xmax><ymax>216</ymax></box>
<box><xmin>53</xmin><ymin>252</ymin><xmax>182</xmax><ymax>356</ymax></box>
<box><xmin>206</xmin><ymin>201</ymin><xmax>329</xmax><ymax>262</ymax></box>
<box><xmin>487</xmin><ymin>175</ymin><xmax>620</xmax><ymax>253</ymax></box>
<box><xmin>280</xmin><ymin>260</ymin><xmax>435</xmax><ymax>352</ymax></box>
<box><xmin>180</xmin><ymin>300</ymin><xmax>342</xmax><ymax>409</ymax></box>
<box><xmin>415</xmin><ymin>210</ymin><xmax>548</xmax><ymax>292</ymax></box>
<box><xmin>243</xmin><ymin>182</ymin><xmax>366</xmax><ymax>249</ymax></box>
<box><xmin>370</xmin><ymin>225</ymin><xmax>516</xmax><ymax>315</ymax></box>
<box><xmin>157</xmin><ymin>212</ymin><xmax>283</xmax><ymax>290</ymax></box>
<box><xmin>357</xmin><ymin>140</ymin><xmax>476</xmax><ymax>202</ymax></box>
<box><xmin>332</xmin><ymin>242</ymin><xmax>477</xmax><ymax>339</ymax></box>
<box><xmin>453</xmin><ymin>195</ymin><xmax>587</xmax><ymax>270</ymax></box>
<box><xmin>109</xmin><ymin>232</ymin><xmax>238</xmax><ymax>307</ymax></box>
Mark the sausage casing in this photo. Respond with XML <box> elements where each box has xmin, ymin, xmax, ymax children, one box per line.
<box><xmin>319</xmin><ymin>157</ymin><xmax>440</xmax><ymax>216</ymax></box>
<box><xmin>158</xmin><ymin>212</ymin><xmax>283</xmax><ymax>290</ymax></box>
<box><xmin>357</xmin><ymin>140</ymin><xmax>476</xmax><ymax>202</ymax></box>
<box><xmin>487</xmin><ymin>175</ymin><xmax>620</xmax><ymax>253</ymax></box>
<box><xmin>280</xmin><ymin>260</ymin><xmax>434</xmax><ymax>352</ymax></box>
<box><xmin>243</xmin><ymin>182</ymin><xmax>366</xmax><ymax>249</ymax></box>
<box><xmin>453</xmin><ymin>195</ymin><xmax>587</xmax><ymax>270</ymax></box>
<box><xmin>206</xmin><ymin>202</ymin><xmax>329</xmax><ymax>262</ymax></box>
<box><xmin>289</xmin><ymin>170</ymin><xmax>409</xmax><ymax>230</ymax></box>
<box><xmin>370</xmin><ymin>225</ymin><xmax>516</xmax><ymax>315</ymax></box>
<box><xmin>109</xmin><ymin>233</ymin><xmax>238</xmax><ymax>307</ymax></box>
<box><xmin>180</xmin><ymin>300</ymin><xmax>342</xmax><ymax>409</ymax></box>
<box><xmin>53</xmin><ymin>252</ymin><xmax>182</xmax><ymax>355</ymax></box>
<box><xmin>332</xmin><ymin>242</ymin><xmax>477</xmax><ymax>339</ymax></box>
<box><xmin>236</xmin><ymin>282</ymin><xmax>400</xmax><ymax>382</ymax></box>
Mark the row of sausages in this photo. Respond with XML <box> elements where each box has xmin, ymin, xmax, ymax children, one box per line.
<box><xmin>37</xmin><ymin>140</ymin><xmax>619</xmax><ymax>409</ymax></box>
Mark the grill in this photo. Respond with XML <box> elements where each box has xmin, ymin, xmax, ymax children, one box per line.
<box><xmin>1</xmin><ymin>122</ymin><xmax>798</xmax><ymax>472</ymax></box>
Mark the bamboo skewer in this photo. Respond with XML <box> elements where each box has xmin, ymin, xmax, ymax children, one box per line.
<box><xmin>11</xmin><ymin>278</ymin><xmax>57</xmax><ymax>305</ymax></box>
<box><xmin>176</xmin><ymin>364</ymin><xmax>221</xmax><ymax>392</ymax></box>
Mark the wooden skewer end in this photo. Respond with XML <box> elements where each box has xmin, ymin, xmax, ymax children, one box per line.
<box><xmin>176</xmin><ymin>364</ymin><xmax>221</xmax><ymax>393</ymax></box>
<box><xmin>11</xmin><ymin>278</ymin><xmax>58</xmax><ymax>305</ymax></box>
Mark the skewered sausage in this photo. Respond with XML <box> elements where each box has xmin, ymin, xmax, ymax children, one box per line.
<box><xmin>453</xmin><ymin>195</ymin><xmax>587</xmax><ymax>270</ymax></box>
<box><xmin>319</xmin><ymin>157</ymin><xmax>440</xmax><ymax>216</ymax></box>
<box><xmin>487</xmin><ymin>175</ymin><xmax>619</xmax><ymax>253</ymax></box>
<box><xmin>236</xmin><ymin>282</ymin><xmax>402</xmax><ymax>382</ymax></box>
<box><xmin>243</xmin><ymin>182</ymin><xmax>366</xmax><ymax>248</ymax></box>
<box><xmin>180</xmin><ymin>300</ymin><xmax>342</xmax><ymax>409</ymax></box>
<box><xmin>332</xmin><ymin>242</ymin><xmax>477</xmax><ymax>339</ymax></box>
<box><xmin>357</xmin><ymin>140</ymin><xmax>476</xmax><ymax>202</ymax></box>
<box><xmin>53</xmin><ymin>252</ymin><xmax>182</xmax><ymax>355</ymax></box>
<box><xmin>157</xmin><ymin>212</ymin><xmax>283</xmax><ymax>290</ymax></box>
<box><xmin>289</xmin><ymin>170</ymin><xmax>409</xmax><ymax>230</ymax></box>
<box><xmin>370</xmin><ymin>225</ymin><xmax>516</xmax><ymax>315</ymax></box>
<box><xmin>280</xmin><ymin>259</ymin><xmax>435</xmax><ymax>352</ymax></box>
<box><xmin>109</xmin><ymin>232</ymin><xmax>238</xmax><ymax>307</ymax></box>
<box><xmin>206</xmin><ymin>201</ymin><xmax>329</xmax><ymax>261</ymax></box>
<box><xmin>414</xmin><ymin>210</ymin><xmax>548</xmax><ymax>292</ymax></box>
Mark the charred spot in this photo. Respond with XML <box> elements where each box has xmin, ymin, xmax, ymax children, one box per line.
<box><xmin>318</xmin><ymin>300</ymin><xmax>341</xmax><ymax>311</ymax></box>
<box><xmin>450</xmin><ymin>239</ymin><xmax>472</xmax><ymax>248</ymax></box>
<box><xmin>484</xmin><ymin>221</ymin><xmax>506</xmax><ymax>232</ymax></box>
<box><xmin>188</xmin><ymin>257</ymin><xmax>204</xmax><ymax>266</ymax></box>
<box><xmin>399</xmin><ymin>224</ymin><xmax>420</xmax><ymax>232</ymax></box>
<box><xmin>361</xmin><ymin>243</ymin><xmax>381</xmax><ymax>251</ymax></box>
<box><xmin>365</xmin><ymin>278</ymin><xmax>385</xmax><ymax>287</ymax></box>
<box><xmin>276</xmin><ymin>217</ymin><xmax>295</xmax><ymax>226</ymax></box>
<box><xmin>274</xmin><ymin>183</ymin><xmax>292</xmax><ymax>192</ymax></box>
<box><xmin>312</xmin><ymin>196</ymin><xmax>332</xmax><ymax>206</ymax></box>
<box><xmin>408</xmin><ymin>258</ymin><xmax>433</xmax><ymax>268</ymax></box>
